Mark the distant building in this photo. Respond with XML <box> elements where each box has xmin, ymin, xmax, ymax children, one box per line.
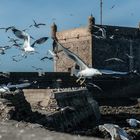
<box><xmin>51</xmin><ymin>15</ymin><xmax>140</xmax><ymax>72</ymax></box>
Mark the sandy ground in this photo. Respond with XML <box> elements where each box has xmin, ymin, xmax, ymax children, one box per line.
<box><xmin>0</xmin><ymin>120</ymin><xmax>106</xmax><ymax>140</ymax></box>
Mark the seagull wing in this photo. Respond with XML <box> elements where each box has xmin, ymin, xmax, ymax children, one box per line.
<box><xmin>31</xmin><ymin>41</ymin><xmax>37</xmax><ymax>47</ymax></box>
<box><xmin>105</xmin><ymin>58</ymin><xmax>125</xmax><ymax>63</ymax></box>
<box><xmin>117</xmin><ymin>127</ymin><xmax>130</xmax><ymax>140</ymax></box>
<box><xmin>99</xmin><ymin>124</ymin><xmax>116</xmax><ymax>138</ymax></box>
<box><xmin>38</xmin><ymin>23</ymin><xmax>46</xmax><ymax>26</ymax></box>
<box><xmin>33</xmin><ymin>19</ymin><xmax>37</xmax><ymax>25</ymax></box>
<box><xmin>55</xmin><ymin>40</ymin><xmax>88</xmax><ymax>70</ymax></box>
<box><xmin>31</xmin><ymin>37</ymin><xmax>48</xmax><ymax>47</ymax></box>
<box><xmin>99</xmin><ymin>69</ymin><xmax>128</xmax><ymax>75</ymax></box>
<box><xmin>136</xmin><ymin>120</ymin><xmax>140</xmax><ymax>124</ymax></box>
<box><xmin>12</xmin><ymin>28</ymin><xmax>28</xmax><ymax>40</ymax></box>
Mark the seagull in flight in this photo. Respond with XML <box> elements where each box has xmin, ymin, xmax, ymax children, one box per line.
<box><xmin>54</xmin><ymin>40</ymin><xmax>131</xmax><ymax>80</ymax></box>
<box><xmin>110</xmin><ymin>5</ymin><xmax>115</xmax><ymax>9</ymax></box>
<box><xmin>99</xmin><ymin>124</ymin><xmax>132</xmax><ymax>140</ymax></box>
<box><xmin>0</xmin><ymin>45</ymin><xmax>11</xmax><ymax>55</ymax></box>
<box><xmin>8</xmin><ymin>36</ymin><xmax>19</xmax><ymax>44</ymax></box>
<box><xmin>93</xmin><ymin>25</ymin><xmax>106</xmax><ymax>39</ymax></box>
<box><xmin>31</xmin><ymin>37</ymin><xmax>48</xmax><ymax>47</ymax></box>
<box><xmin>54</xmin><ymin>40</ymin><xmax>102</xmax><ymax>85</ymax></box>
<box><xmin>104</xmin><ymin>57</ymin><xmax>125</xmax><ymax>63</ymax></box>
<box><xmin>29</xmin><ymin>20</ymin><xmax>46</xmax><ymax>28</ymax></box>
<box><xmin>126</xmin><ymin>118</ymin><xmax>140</xmax><ymax>128</ymax></box>
<box><xmin>40</xmin><ymin>56</ymin><xmax>53</xmax><ymax>61</ymax></box>
<box><xmin>11</xmin><ymin>28</ymin><xmax>35</xmax><ymax>54</ymax></box>
<box><xmin>0</xmin><ymin>26</ymin><xmax>15</xmax><ymax>32</ymax></box>
<box><xmin>31</xmin><ymin>66</ymin><xmax>43</xmax><ymax>71</ymax></box>
<box><xmin>125</xmin><ymin>53</ymin><xmax>134</xmax><ymax>59</ymax></box>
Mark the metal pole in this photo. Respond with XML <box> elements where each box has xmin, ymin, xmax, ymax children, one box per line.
<box><xmin>100</xmin><ymin>0</ymin><xmax>103</xmax><ymax>25</ymax></box>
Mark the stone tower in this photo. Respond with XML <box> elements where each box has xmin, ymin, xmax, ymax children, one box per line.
<box><xmin>51</xmin><ymin>15</ymin><xmax>95</xmax><ymax>72</ymax></box>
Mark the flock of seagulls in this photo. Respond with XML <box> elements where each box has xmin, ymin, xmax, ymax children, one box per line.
<box><xmin>0</xmin><ymin>20</ymin><xmax>52</xmax><ymax>67</ymax></box>
<box><xmin>0</xmin><ymin>16</ymin><xmax>139</xmax><ymax>139</ymax></box>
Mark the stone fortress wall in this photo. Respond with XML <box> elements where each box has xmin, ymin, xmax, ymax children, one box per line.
<box><xmin>51</xmin><ymin>15</ymin><xmax>140</xmax><ymax>72</ymax></box>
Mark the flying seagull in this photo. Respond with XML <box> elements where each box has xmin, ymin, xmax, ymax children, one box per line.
<box><xmin>0</xmin><ymin>45</ymin><xmax>11</xmax><ymax>55</ymax></box>
<box><xmin>104</xmin><ymin>57</ymin><xmax>125</xmax><ymax>63</ymax></box>
<box><xmin>8</xmin><ymin>36</ymin><xmax>19</xmax><ymax>44</ymax></box>
<box><xmin>0</xmin><ymin>26</ymin><xmax>15</xmax><ymax>32</ymax></box>
<box><xmin>32</xmin><ymin>66</ymin><xmax>43</xmax><ymax>71</ymax></box>
<box><xmin>125</xmin><ymin>53</ymin><xmax>134</xmax><ymax>59</ymax></box>
<box><xmin>47</xmin><ymin>49</ymin><xmax>59</xmax><ymax>59</ymax></box>
<box><xmin>110</xmin><ymin>5</ymin><xmax>115</xmax><ymax>9</ymax></box>
<box><xmin>93</xmin><ymin>25</ymin><xmax>106</xmax><ymax>39</ymax></box>
<box><xmin>99</xmin><ymin>124</ymin><xmax>132</xmax><ymax>140</ymax></box>
<box><xmin>99</xmin><ymin>69</ymin><xmax>129</xmax><ymax>75</ymax></box>
<box><xmin>54</xmin><ymin>40</ymin><xmax>102</xmax><ymax>85</ymax></box>
<box><xmin>126</xmin><ymin>118</ymin><xmax>140</xmax><ymax>128</ymax></box>
<box><xmin>31</xmin><ymin>37</ymin><xmax>48</xmax><ymax>47</ymax></box>
<box><xmin>11</xmin><ymin>28</ymin><xmax>35</xmax><ymax>53</ymax></box>
<box><xmin>40</xmin><ymin>56</ymin><xmax>53</xmax><ymax>61</ymax></box>
<box><xmin>29</xmin><ymin>20</ymin><xmax>46</xmax><ymax>28</ymax></box>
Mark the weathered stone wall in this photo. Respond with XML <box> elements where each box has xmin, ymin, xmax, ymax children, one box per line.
<box><xmin>55</xmin><ymin>28</ymin><xmax>92</xmax><ymax>72</ymax></box>
<box><xmin>23</xmin><ymin>89</ymin><xmax>52</xmax><ymax>108</ymax></box>
<box><xmin>52</xmin><ymin>15</ymin><xmax>140</xmax><ymax>73</ymax></box>
<box><xmin>93</xmin><ymin>25</ymin><xmax>140</xmax><ymax>72</ymax></box>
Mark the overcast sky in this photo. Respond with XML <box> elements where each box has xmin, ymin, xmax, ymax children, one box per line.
<box><xmin>0</xmin><ymin>0</ymin><xmax>139</xmax><ymax>72</ymax></box>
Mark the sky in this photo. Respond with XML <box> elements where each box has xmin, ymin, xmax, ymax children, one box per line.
<box><xmin>0</xmin><ymin>0</ymin><xmax>140</xmax><ymax>72</ymax></box>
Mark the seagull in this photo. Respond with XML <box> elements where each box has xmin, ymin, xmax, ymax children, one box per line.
<box><xmin>99</xmin><ymin>124</ymin><xmax>132</xmax><ymax>140</ymax></box>
<box><xmin>0</xmin><ymin>81</ymin><xmax>36</xmax><ymax>93</ymax></box>
<box><xmin>125</xmin><ymin>53</ymin><xmax>134</xmax><ymax>59</ymax></box>
<box><xmin>126</xmin><ymin>118</ymin><xmax>140</xmax><ymax>128</ymax></box>
<box><xmin>31</xmin><ymin>37</ymin><xmax>48</xmax><ymax>47</ymax></box>
<box><xmin>0</xmin><ymin>26</ymin><xmax>15</xmax><ymax>32</ymax></box>
<box><xmin>60</xmin><ymin>106</ymin><xmax>75</xmax><ymax>112</ymax></box>
<box><xmin>40</xmin><ymin>56</ymin><xmax>53</xmax><ymax>61</ymax></box>
<box><xmin>11</xmin><ymin>28</ymin><xmax>35</xmax><ymax>53</ymax></box>
<box><xmin>99</xmin><ymin>69</ymin><xmax>129</xmax><ymax>75</ymax></box>
<box><xmin>29</xmin><ymin>20</ymin><xmax>46</xmax><ymax>28</ymax></box>
<box><xmin>54</xmin><ymin>40</ymin><xmax>102</xmax><ymax>85</ymax></box>
<box><xmin>104</xmin><ymin>57</ymin><xmax>125</xmax><ymax>63</ymax></box>
<box><xmin>47</xmin><ymin>49</ymin><xmax>59</xmax><ymax>59</ymax></box>
<box><xmin>32</xmin><ymin>66</ymin><xmax>43</xmax><ymax>71</ymax></box>
<box><xmin>0</xmin><ymin>84</ymin><xmax>10</xmax><ymax>93</ymax></box>
<box><xmin>109</xmin><ymin>35</ymin><xmax>114</xmax><ymax>39</ymax></box>
<box><xmin>0</xmin><ymin>45</ymin><xmax>11</xmax><ymax>55</ymax></box>
<box><xmin>12</xmin><ymin>55</ymin><xmax>22</xmax><ymax>62</ymax></box>
<box><xmin>110</xmin><ymin>5</ymin><xmax>115</xmax><ymax>9</ymax></box>
<box><xmin>7</xmin><ymin>82</ymin><xmax>32</xmax><ymax>89</ymax></box>
<box><xmin>93</xmin><ymin>25</ymin><xmax>106</xmax><ymax>39</ymax></box>
<box><xmin>8</xmin><ymin>36</ymin><xmax>19</xmax><ymax>44</ymax></box>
